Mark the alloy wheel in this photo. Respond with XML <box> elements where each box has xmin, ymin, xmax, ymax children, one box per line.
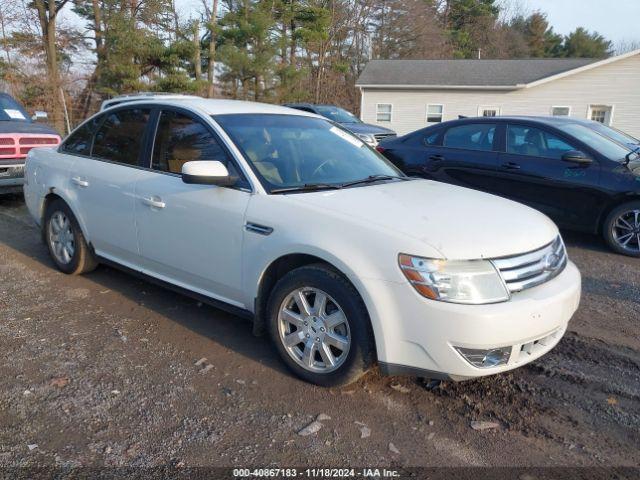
<box><xmin>612</xmin><ymin>209</ymin><xmax>640</xmax><ymax>254</ymax></box>
<box><xmin>277</xmin><ymin>287</ymin><xmax>351</xmax><ymax>373</ymax></box>
<box><xmin>48</xmin><ymin>211</ymin><xmax>75</xmax><ymax>265</ymax></box>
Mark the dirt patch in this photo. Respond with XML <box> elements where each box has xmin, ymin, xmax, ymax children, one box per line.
<box><xmin>1</xmin><ymin>194</ymin><xmax>639</xmax><ymax>469</ymax></box>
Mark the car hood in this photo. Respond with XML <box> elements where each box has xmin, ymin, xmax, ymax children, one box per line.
<box><xmin>0</xmin><ymin>121</ymin><xmax>59</xmax><ymax>136</ymax></box>
<box><xmin>290</xmin><ymin>179</ymin><xmax>559</xmax><ymax>260</ymax></box>
<box><xmin>340</xmin><ymin>122</ymin><xmax>396</xmax><ymax>136</ymax></box>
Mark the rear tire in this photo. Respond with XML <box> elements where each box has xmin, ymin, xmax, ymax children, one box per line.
<box><xmin>267</xmin><ymin>264</ymin><xmax>374</xmax><ymax>387</ymax></box>
<box><xmin>44</xmin><ymin>198</ymin><xmax>98</xmax><ymax>274</ymax></box>
<box><xmin>603</xmin><ymin>201</ymin><xmax>640</xmax><ymax>257</ymax></box>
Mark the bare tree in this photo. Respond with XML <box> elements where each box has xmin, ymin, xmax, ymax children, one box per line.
<box><xmin>33</xmin><ymin>0</ymin><xmax>69</xmax><ymax>133</ymax></box>
<box><xmin>202</xmin><ymin>0</ymin><xmax>219</xmax><ymax>97</ymax></box>
<box><xmin>615</xmin><ymin>38</ymin><xmax>640</xmax><ymax>55</ymax></box>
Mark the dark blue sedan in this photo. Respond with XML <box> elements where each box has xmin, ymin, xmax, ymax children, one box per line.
<box><xmin>377</xmin><ymin>116</ymin><xmax>640</xmax><ymax>257</ymax></box>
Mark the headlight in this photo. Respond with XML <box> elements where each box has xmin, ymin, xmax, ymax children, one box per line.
<box><xmin>398</xmin><ymin>254</ymin><xmax>510</xmax><ymax>304</ymax></box>
<box><xmin>355</xmin><ymin>133</ymin><xmax>377</xmax><ymax>145</ymax></box>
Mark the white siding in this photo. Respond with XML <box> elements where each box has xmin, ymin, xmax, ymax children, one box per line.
<box><xmin>361</xmin><ymin>53</ymin><xmax>640</xmax><ymax>137</ymax></box>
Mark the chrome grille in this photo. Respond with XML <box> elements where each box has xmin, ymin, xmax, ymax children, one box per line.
<box><xmin>374</xmin><ymin>133</ymin><xmax>396</xmax><ymax>142</ymax></box>
<box><xmin>492</xmin><ymin>236</ymin><xmax>567</xmax><ymax>293</ymax></box>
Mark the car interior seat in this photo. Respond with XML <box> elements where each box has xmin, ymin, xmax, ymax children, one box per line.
<box><xmin>522</xmin><ymin>129</ymin><xmax>544</xmax><ymax>156</ymax></box>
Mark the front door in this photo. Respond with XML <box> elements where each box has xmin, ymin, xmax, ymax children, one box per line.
<box><xmin>134</xmin><ymin>109</ymin><xmax>251</xmax><ymax>306</ymax></box>
<box><xmin>69</xmin><ymin>107</ymin><xmax>151</xmax><ymax>266</ymax></box>
<box><xmin>492</xmin><ymin>123</ymin><xmax>601</xmax><ymax>229</ymax></box>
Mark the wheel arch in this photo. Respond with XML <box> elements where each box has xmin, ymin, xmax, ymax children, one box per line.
<box><xmin>41</xmin><ymin>189</ymin><xmax>91</xmax><ymax>243</ymax></box>
<box><xmin>598</xmin><ymin>194</ymin><xmax>640</xmax><ymax>234</ymax></box>
<box><xmin>252</xmin><ymin>252</ymin><xmax>379</xmax><ymax>361</ymax></box>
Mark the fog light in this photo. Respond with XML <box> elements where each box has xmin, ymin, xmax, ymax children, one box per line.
<box><xmin>455</xmin><ymin>346</ymin><xmax>511</xmax><ymax>368</ymax></box>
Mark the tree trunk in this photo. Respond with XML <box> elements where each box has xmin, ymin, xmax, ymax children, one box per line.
<box><xmin>193</xmin><ymin>20</ymin><xmax>202</xmax><ymax>81</ymax></box>
<box><xmin>0</xmin><ymin>9</ymin><xmax>14</xmax><ymax>95</ymax></box>
<box><xmin>207</xmin><ymin>0</ymin><xmax>219</xmax><ymax>98</ymax></box>
<box><xmin>34</xmin><ymin>0</ymin><xmax>64</xmax><ymax>134</ymax></box>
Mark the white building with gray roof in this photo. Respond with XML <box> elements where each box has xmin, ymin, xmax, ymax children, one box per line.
<box><xmin>356</xmin><ymin>50</ymin><xmax>640</xmax><ymax>137</ymax></box>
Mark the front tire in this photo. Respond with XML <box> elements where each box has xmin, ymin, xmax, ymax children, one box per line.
<box><xmin>267</xmin><ymin>264</ymin><xmax>374</xmax><ymax>387</ymax></box>
<box><xmin>603</xmin><ymin>201</ymin><xmax>640</xmax><ymax>257</ymax></box>
<box><xmin>44</xmin><ymin>198</ymin><xmax>98</xmax><ymax>274</ymax></box>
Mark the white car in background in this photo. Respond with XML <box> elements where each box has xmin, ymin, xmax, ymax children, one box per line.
<box><xmin>23</xmin><ymin>98</ymin><xmax>581</xmax><ymax>386</ymax></box>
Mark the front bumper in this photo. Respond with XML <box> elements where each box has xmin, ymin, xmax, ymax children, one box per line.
<box><xmin>0</xmin><ymin>162</ymin><xmax>25</xmax><ymax>191</ymax></box>
<box><xmin>367</xmin><ymin>260</ymin><xmax>581</xmax><ymax>380</ymax></box>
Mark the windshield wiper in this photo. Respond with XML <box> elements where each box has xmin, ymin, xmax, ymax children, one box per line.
<box><xmin>340</xmin><ymin>174</ymin><xmax>410</xmax><ymax>188</ymax></box>
<box><xmin>270</xmin><ymin>183</ymin><xmax>343</xmax><ymax>194</ymax></box>
<box><xmin>624</xmin><ymin>146</ymin><xmax>640</xmax><ymax>165</ymax></box>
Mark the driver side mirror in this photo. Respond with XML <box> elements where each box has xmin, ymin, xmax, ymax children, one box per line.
<box><xmin>32</xmin><ymin>111</ymin><xmax>48</xmax><ymax>122</ymax></box>
<box><xmin>181</xmin><ymin>161</ymin><xmax>237</xmax><ymax>186</ymax></box>
<box><xmin>562</xmin><ymin>150</ymin><xmax>592</xmax><ymax>165</ymax></box>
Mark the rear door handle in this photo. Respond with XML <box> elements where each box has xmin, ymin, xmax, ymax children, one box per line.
<box><xmin>429</xmin><ymin>154</ymin><xmax>445</xmax><ymax>161</ymax></box>
<box><xmin>502</xmin><ymin>162</ymin><xmax>521</xmax><ymax>170</ymax></box>
<box><xmin>142</xmin><ymin>196</ymin><xmax>166</xmax><ymax>209</ymax></box>
<box><xmin>71</xmin><ymin>176</ymin><xmax>89</xmax><ymax>187</ymax></box>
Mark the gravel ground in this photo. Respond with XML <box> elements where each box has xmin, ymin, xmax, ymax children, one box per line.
<box><xmin>0</xmin><ymin>193</ymin><xmax>639</xmax><ymax>473</ymax></box>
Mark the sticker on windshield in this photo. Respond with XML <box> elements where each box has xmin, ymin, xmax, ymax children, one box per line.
<box><xmin>329</xmin><ymin>126</ymin><xmax>364</xmax><ymax>148</ymax></box>
<box><xmin>4</xmin><ymin>109</ymin><xmax>26</xmax><ymax>120</ymax></box>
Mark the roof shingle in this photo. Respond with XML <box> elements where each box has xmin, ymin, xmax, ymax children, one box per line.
<box><xmin>356</xmin><ymin>58</ymin><xmax>597</xmax><ymax>88</ymax></box>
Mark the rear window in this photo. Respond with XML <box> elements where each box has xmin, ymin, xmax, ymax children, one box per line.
<box><xmin>443</xmin><ymin>124</ymin><xmax>496</xmax><ymax>152</ymax></box>
<box><xmin>61</xmin><ymin>115</ymin><xmax>104</xmax><ymax>156</ymax></box>
<box><xmin>92</xmin><ymin>108</ymin><xmax>151</xmax><ymax>165</ymax></box>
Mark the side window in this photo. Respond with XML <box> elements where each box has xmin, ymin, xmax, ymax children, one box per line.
<box><xmin>443</xmin><ymin>124</ymin><xmax>496</xmax><ymax>152</ymax></box>
<box><xmin>152</xmin><ymin>110</ymin><xmax>239</xmax><ymax>178</ymax></box>
<box><xmin>61</xmin><ymin>115</ymin><xmax>103</xmax><ymax>156</ymax></box>
<box><xmin>92</xmin><ymin>108</ymin><xmax>151</xmax><ymax>165</ymax></box>
<box><xmin>424</xmin><ymin>130</ymin><xmax>441</xmax><ymax>146</ymax></box>
<box><xmin>507</xmin><ymin>125</ymin><xmax>576</xmax><ymax>159</ymax></box>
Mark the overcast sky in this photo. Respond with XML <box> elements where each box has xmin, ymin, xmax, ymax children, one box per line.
<box><xmin>523</xmin><ymin>0</ymin><xmax>640</xmax><ymax>47</ymax></box>
<box><xmin>64</xmin><ymin>0</ymin><xmax>640</xmax><ymax>53</ymax></box>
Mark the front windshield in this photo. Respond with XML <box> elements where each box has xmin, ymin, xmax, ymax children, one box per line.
<box><xmin>557</xmin><ymin>123</ymin><xmax>635</xmax><ymax>162</ymax></box>
<box><xmin>315</xmin><ymin>106</ymin><xmax>361</xmax><ymax>124</ymax></box>
<box><xmin>0</xmin><ymin>95</ymin><xmax>30</xmax><ymax>123</ymax></box>
<box><xmin>213</xmin><ymin>114</ymin><xmax>401</xmax><ymax>192</ymax></box>
<box><xmin>588</xmin><ymin>122</ymin><xmax>639</xmax><ymax>146</ymax></box>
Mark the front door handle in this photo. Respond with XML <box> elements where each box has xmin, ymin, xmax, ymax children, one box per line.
<box><xmin>501</xmin><ymin>162</ymin><xmax>521</xmax><ymax>170</ymax></box>
<box><xmin>71</xmin><ymin>176</ymin><xmax>89</xmax><ymax>187</ymax></box>
<box><xmin>429</xmin><ymin>154</ymin><xmax>444</xmax><ymax>161</ymax></box>
<box><xmin>142</xmin><ymin>196</ymin><xmax>166</xmax><ymax>209</ymax></box>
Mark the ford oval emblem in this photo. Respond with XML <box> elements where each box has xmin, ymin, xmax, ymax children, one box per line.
<box><xmin>543</xmin><ymin>253</ymin><xmax>560</xmax><ymax>272</ymax></box>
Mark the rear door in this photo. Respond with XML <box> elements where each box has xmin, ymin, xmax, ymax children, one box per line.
<box><xmin>426</xmin><ymin>122</ymin><xmax>501</xmax><ymax>192</ymax></box>
<box><xmin>68</xmin><ymin>107</ymin><xmax>152</xmax><ymax>265</ymax></box>
<box><xmin>134</xmin><ymin>108</ymin><xmax>252</xmax><ymax>306</ymax></box>
<box><xmin>492</xmin><ymin>123</ymin><xmax>601</xmax><ymax>228</ymax></box>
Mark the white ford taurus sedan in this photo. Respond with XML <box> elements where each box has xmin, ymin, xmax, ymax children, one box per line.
<box><xmin>23</xmin><ymin>97</ymin><xmax>581</xmax><ymax>386</ymax></box>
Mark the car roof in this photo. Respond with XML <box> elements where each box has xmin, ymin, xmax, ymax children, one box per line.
<box><xmin>427</xmin><ymin>115</ymin><xmax>604</xmax><ymax>130</ymax></box>
<box><xmin>103</xmin><ymin>97</ymin><xmax>321</xmax><ymax>118</ymax></box>
<box><xmin>284</xmin><ymin>103</ymin><xmax>343</xmax><ymax>109</ymax></box>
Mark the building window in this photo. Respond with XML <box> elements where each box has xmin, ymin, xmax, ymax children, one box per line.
<box><xmin>426</xmin><ymin>104</ymin><xmax>444</xmax><ymax>123</ymax></box>
<box><xmin>589</xmin><ymin>105</ymin><xmax>613</xmax><ymax>125</ymax></box>
<box><xmin>551</xmin><ymin>106</ymin><xmax>571</xmax><ymax>117</ymax></box>
<box><xmin>376</xmin><ymin>104</ymin><xmax>392</xmax><ymax>122</ymax></box>
<box><xmin>478</xmin><ymin>106</ymin><xmax>501</xmax><ymax>117</ymax></box>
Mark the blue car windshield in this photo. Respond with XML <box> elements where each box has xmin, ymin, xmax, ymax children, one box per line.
<box><xmin>315</xmin><ymin>106</ymin><xmax>362</xmax><ymax>124</ymax></box>
<box><xmin>557</xmin><ymin>123</ymin><xmax>636</xmax><ymax>162</ymax></box>
<box><xmin>213</xmin><ymin>114</ymin><xmax>401</xmax><ymax>192</ymax></box>
<box><xmin>588</xmin><ymin>122</ymin><xmax>639</xmax><ymax>146</ymax></box>
<box><xmin>0</xmin><ymin>95</ymin><xmax>31</xmax><ymax>123</ymax></box>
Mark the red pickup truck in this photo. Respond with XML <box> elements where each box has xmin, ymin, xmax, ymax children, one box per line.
<box><xmin>0</xmin><ymin>93</ymin><xmax>61</xmax><ymax>194</ymax></box>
